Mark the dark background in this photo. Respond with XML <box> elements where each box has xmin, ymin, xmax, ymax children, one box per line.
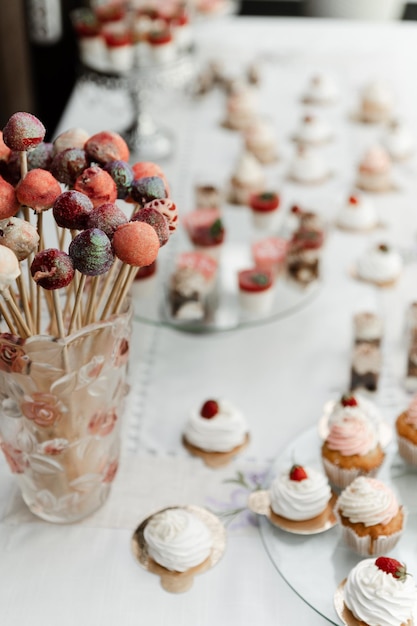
<box><xmin>3</xmin><ymin>1</ymin><xmax>417</xmax><ymax>140</ymax></box>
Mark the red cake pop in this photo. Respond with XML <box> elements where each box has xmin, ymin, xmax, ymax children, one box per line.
<box><xmin>131</xmin><ymin>207</ymin><xmax>169</xmax><ymax>246</ymax></box>
<box><xmin>0</xmin><ymin>132</ymin><xmax>11</xmax><ymax>161</ymax></box>
<box><xmin>86</xmin><ymin>202</ymin><xmax>128</xmax><ymax>239</ymax></box>
<box><xmin>0</xmin><ymin>176</ymin><xmax>20</xmax><ymax>219</ymax></box>
<box><xmin>3</xmin><ymin>112</ymin><xmax>46</xmax><ymax>152</ymax></box>
<box><xmin>73</xmin><ymin>165</ymin><xmax>117</xmax><ymax>208</ymax></box>
<box><xmin>16</xmin><ymin>168</ymin><xmax>62</xmax><ymax>212</ymax></box>
<box><xmin>31</xmin><ymin>249</ymin><xmax>75</xmax><ymax>290</ymax></box>
<box><xmin>85</xmin><ymin>131</ymin><xmax>129</xmax><ymax>165</ymax></box>
<box><xmin>53</xmin><ymin>190</ymin><xmax>94</xmax><ymax>230</ymax></box>
<box><xmin>50</xmin><ymin>148</ymin><xmax>88</xmax><ymax>186</ymax></box>
<box><xmin>69</xmin><ymin>228</ymin><xmax>114</xmax><ymax>276</ymax></box>
<box><xmin>112</xmin><ymin>221</ymin><xmax>160</xmax><ymax>267</ymax></box>
<box><xmin>131</xmin><ymin>161</ymin><xmax>170</xmax><ymax>195</ymax></box>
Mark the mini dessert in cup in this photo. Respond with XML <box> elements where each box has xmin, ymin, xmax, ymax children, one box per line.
<box><xmin>249</xmin><ymin>191</ymin><xmax>281</xmax><ymax>231</ymax></box>
<box><xmin>237</xmin><ymin>268</ymin><xmax>275</xmax><ymax>315</ymax></box>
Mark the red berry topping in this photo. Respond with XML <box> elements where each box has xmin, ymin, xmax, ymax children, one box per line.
<box><xmin>200</xmin><ymin>400</ymin><xmax>219</xmax><ymax>419</ymax></box>
<box><xmin>375</xmin><ymin>557</ymin><xmax>408</xmax><ymax>582</ymax></box>
<box><xmin>341</xmin><ymin>394</ymin><xmax>358</xmax><ymax>407</ymax></box>
<box><xmin>249</xmin><ymin>191</ymin><xmax>280</xmax><ymax>213</ymax></box>
<box><xmin>349</xmin><ymin>195</ymin><xmax>359</xmax><ymax>205</ymax></box>
<box><xmin>289</xmin><ymin>464</ymin><xmax>308</xmax><ymax>481</ymax></box>
<box><xmin>238</xmin><ymin>268</ymin><xmax>273</xmax><ymax>292</ymax></box>
<box><xmin>291</xmin><ymin>205</ymin><xmax>302</xmax><ymax>215</ymax></box>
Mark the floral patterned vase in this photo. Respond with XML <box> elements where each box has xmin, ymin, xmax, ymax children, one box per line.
<box><xmin>0</xmin><ymin>304</ymin><xmax>132</xmax><ymax>523</ymax></box>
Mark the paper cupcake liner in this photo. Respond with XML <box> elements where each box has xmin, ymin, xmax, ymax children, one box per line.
<box><xmin>322</xmin><ymin>456</ymin><xmax>382</xmax><ymax>490</ymax></box>
<box><xmin>337</xmin><ymin>520</ymin><xmax>405</xmax><ymax>557</ymax></box>
<box><xmin>397</xmin><ymin>435</ymin><xmax>417</xmax><ymax>467</ymax></box>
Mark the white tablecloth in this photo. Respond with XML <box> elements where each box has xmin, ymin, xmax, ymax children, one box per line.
<box><xmin>2</xmin><ymin>16</ymin><xmax>417</xmax><ymax>626</ymax></box>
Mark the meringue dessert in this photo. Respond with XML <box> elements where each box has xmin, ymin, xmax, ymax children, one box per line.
<box><xmin>355</xmin><ymin>242</ymin><xmax>403</xmax><ymax>287</ymax></box>
<box><xmin>243</xmin><ymin>117</ymin><xmax>278</xmax><ymax>164</ymax></box>
<box><xmin>288</xmin><ymin>145</ymin><xmax>330</xmax><ymax>184</ymax></box>
<box><xmin>382</xmin><ymin>119</ymin><xmax>414</xmax><ymax>162</ymax></box>
<box><xmin>228</xmin><ymin>151</ymin><xmax>266</xmax><ymax>205</ymax></box>
<box><xmin>302</xmin><ymin>72</ymin><xmax>339</xmax><ymax>105</ymax></box>
<box><xmin>356</xmin><ymin>145</ymin><xmax>393</xmax><ymax>192</ymax></box>
<box><xmin>336</xmin><ymin>193</ymin><xmax>378</xmax><ymax>232</ymax></box>
<box><xmin>293</xmin><ymin>113</ymin><xmax>333</xmax><ymax>145</ymax></box>
<box><xmin>143</xmin><ymin>507</ymin><xmax>213</xmax><ymax>572</ymax></box>
<box><xmin>223</xmin><ymin>83</ymin><xmax>258</xmax><ymax>131</ymax></box>
<box><xmin>358</xmin><ymin>80</ymin><xmax>394</xmax><ymax>124</ymax></box>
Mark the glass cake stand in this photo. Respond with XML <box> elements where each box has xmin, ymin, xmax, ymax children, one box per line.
<box><xmin>257</xmin><ymin>426</ymin><xmax>417</xmax><ymax>625</ymax></box>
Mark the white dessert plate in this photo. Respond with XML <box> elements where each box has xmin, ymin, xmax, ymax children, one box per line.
<box><xmin>258</xmin><ymin>426</ymin><xmax>417</xmax><ymax>625</ymax></box>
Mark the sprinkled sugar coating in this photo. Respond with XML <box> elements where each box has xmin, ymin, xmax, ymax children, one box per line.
<box><xmin>131</xmin><ymin>207</ymin><xmax>169</xmax><ymax>246</ymax></box>
<box><xmin>26</xmin><ymin>142</ymin><xmax>54</xmax><ymax>170</ymax></box>
<box><xmin>84</xmin><ymin>131</ymin><xmax>129</xmax><ymax>165</ymax></box>
<box><xmin>112</xmin><ymin>221</ymin><xmax>160</xmax><ymax>267</ymax></box>
<box><xmin>53</xmin><ymin>127</ymin><xmax>89</xmax><ymax>154</ymax></box>
<box><xmin>69</xmin><ymin>228</ymin><xmax>114</xmax><ymax>276</ymax></box>
<box><xmin>0</xmin><ymin>176</ymin><xmax>20</xmax><ymax>219</ymax></box>
<box><xmin>0</xmin><ymin>131</ymin><xmax>11</xmax><ymax>161</ymax></box>
<box><xmin>144</xmin><ymin>198</ymin><xmax>178</xmax><ymax>232</ymax></box>
<box><xmin>31</xmin><ymin>249</ymin><xmax>75</xmax><ymax>290</ymax></box>
<box><xmin>104</xmin><ymin>160</ymin><xmax>134</xmax><ymax>199</ymax></box>
<box><xmin>50</xmin><ymin>148</ymin><xmax>88</xmax><ymax>186</ymax></box>
<box><xmin>86</xmin><ymin>202</ymin><xmax>128</xmax><ymax>238</ymax></box>
<box><xmin>0</xmin><ymin>217</ymin><xmax>40</xmax><ymax>261</ymax></box>
<box><xmin>16</xmin><ymin>169</ymin><xmax>62</xmax><ymax>212</ymax></box>
<box><xmin>130</xmin><ymin>176</ymin><xmax>167</xmax><ymax>205</ymax></box>
<box><xmin>3</xmin><ymin>112</ymin><xmax>46</xmax><ymax>152</ymax></box>
<box><xmin>132</xmin><ymin>161</ymin><xmax>170</xmax><ymax>195</ymax></box>
<box><xmin>74</xmin><ymin>165</ymin><xmax>117</xmax><ymax>208</ymax></box>
<box><xmin>53</xmin><ymin>190</ymin><xmax>94</xmax><ymax>230</ymax></box>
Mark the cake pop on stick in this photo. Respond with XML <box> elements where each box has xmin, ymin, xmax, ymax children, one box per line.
<box><xmin>50</xmin><ymin>148</ymin><xmax>88</xmax><ymax>187</ymax></box>
<box><xmin>86</xmin><ymin>202</ymin><xmax>128</xmax><ymax>238</ymax></box>
<box><xmin>131</xmin><ymin>207</ymin><xmax>169</xmax><ymax>246</ymax></box>
<box><xmin>132</xmin><ymin>161</ymin><xmax>170</xmax><ymax>196</ymax></box>
<box><xmin>53</xmin><ymin>190</ymin><xmax>94</xmax><ymax>230</ymax></box>
<box><xmin>130</xmin><ymin>176</ymin><xmax>167</xmax><ymax>207</ymax></box>
<box><xmin>74</xmin><ymin>165</ymin><xmax>117</xmax><ymax>208</ymax></box>
<box><xmin>84</xmin><ymin>130</ymin><xmax>129</xmax><ymax>165</ymax></box>
<box><xmin>53</xmin><ymin>127</ymin><xmax>90</xmax><ymax>154</ymax></box>
<box><xmin>0</xmin><ymin>246</ymin><xmax>31</xmax><ymax>337</ymax></box>
<box><xmin>0</xmin><ymin>176</ymin><xmax>20</xmax><ymax>219</ymax></box>
<box><xmin>2</xmin><ymin>112</ymin><xmax>46</xmax><ymax>181</ymax></box>
<box><xmin>104</xmin><ymin>160</ymin><xmax>134</xmax><ymax>200</ymax></box>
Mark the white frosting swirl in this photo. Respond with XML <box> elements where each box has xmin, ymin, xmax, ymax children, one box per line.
<box><xmin>356</xmin><ymin>243</ymin><xmax>402</xmax><ymax>284</ymax></box>
<box><xmin>337</xmin><ymin>195</ymin><xmax>377</xmax><ymax>231</ymax></box>
<box><xmin>383</xmin><ymin>121</ymin><xmax>414</xmax><ymax>160</ymax></box>
<box><xmin>269</xmin><ymin>466</ymin><xmax>332</xmax><ymax>521</ymax></box>
<box><xmin>289</xmin><ymin>147</ymin><xmax>329</xmax><ymax>182</ymax></box>
<box><xmin>359</xmin><ymin>145</ymin><xmax>391</xmax><ymax>174</ymax></box>
<box><xmin>144</xmin><ymin>508</ymin><xmax>212</xmax><ymax>572</ymax></box>
<box><xmin>362</xmin><ymin>81</ymin><xmax>394</xmax><ymax>109</ymax></box>
<box><xmin>295</xmin><ymin>115</ymin><xmax>332</xmax><ymax>144</ymax></box>
<box><xmin>354</xmin><ymin>312</ymin><xmax>383</xmax><ymax>342</ymax></box>
<box><xmin>337</xmin><ymin>477</ymin><xmax>399</xmax><ymax>526</ymax></box>
<box><xmin>184</xmin><ymin>399</ymin><xmax>248</xmax><ymax>452</ymax></box>
<box><xmin>344</xmin><ymin>558</ymin><xmax>417</xmax><ymax>626</ymax></box>
<box><xmin>304</xmin><ymin>73</ymin><xmax>339</xmax><ymax>103</ymax></box>
<box><xmin>232</xmin><ymin>151</ymin><xmax>265</xmax><ymax>186</ymax></box>
<box><xmin>328</xmin><ymin>395</ymin><xmax>383</xmax><ymax>435</ymax></box>
<box><xmin>245</xmin><ymin>118</ymin><xmax>276</xmax><ymax>150</ymax></box>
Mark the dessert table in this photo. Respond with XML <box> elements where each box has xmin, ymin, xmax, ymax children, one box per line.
<box><xmin>1</xmin><ymin>16</ymin><xmax>417</xmax><ymax>626</ymax></box>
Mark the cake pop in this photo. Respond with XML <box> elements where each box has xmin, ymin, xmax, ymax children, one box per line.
<box><xmin>112</xmin><ymin>221</ymin><xmax>160</xmax><ymax>267</ymax></box>
<box><xmin>0</xmin><ymin>176</ymin><xmax>20</xmax><ymax>219</ymax></box>
<box><xmin>84</xmin><ymin>131</ymin><xmax>129</xmax><ymax>165</ymax></box>
<box><xmin>131</xmin><ymin>207</ymin><xmax>169</xmax><ymax>246</ymax></box>
<box><xmin>0</xmin><ymin>246</ymin><xmax>20</xmax><ymax>291</ymax></box>
<box><xmin>0</xmin><ymin>217</ymin><xmax>40</xmax><ymax>261</ymax></box>
<box><xmin>104</xmin><ymin>160</ymin><xmax>134</xmax><ymax>199</ymax></box>
<box><xmin>143</xmin><ymin>198</ymin><xmax>178</xmax><ymax>233</ymax></box>
<box><xmin>86</xmin><ymin>202</ymin><xmax>128</xmax><ymax>238</ymax></box>
<box><xmin>53</xmin><ymin>127</ymin><xmax>90</xmax><ymax>154</ymax></box>
<box><xmin>16</xmin><ymin>168</ymin><xmax>62</xmax><ymax>212</ymax></box>
<box><xmin>74</xmin><ymin>165</ymin><xmax>117</xmax><ymax>208</ymax></box>
<box><xmin>53</xmin><ymin>190</ymin><xmax>94</xmax><ymax>230</ymax></box>
<box><xmin>69</xmin><ymin>228</ymin><xmax>114</xmax><ymax>275</ymax></box>
<box><xmin>2</xmin><ymin>112</ymin><xmax>46</xmax><ymax>152</ymax></box>
<box><xmin>26</xmin><ymin>142</ymin><xmax>54</xmax><ymax>170</ymax></box>
<box><xmin>132</xmin><ymin>161</ymin><xmax>170</xmax><ymax>195</ymax></box>
<box><xmin>30</xmin><ymin>249</ymin><xmax>75</xmax><ymax>290</ymax></box>
<box><xmin>0</xmin><ymin>131</ymin><xmax>11</xmax><ymax>161</ymax></box>
<box><xmin>130</xmin><ymin>176</ymin><xmax>167</xmax><ymax>205</ymax></box>
<box><xmin>50</xmin><ymin>148</ymin><xmax>88</xmax><ymax>186</ymax></box>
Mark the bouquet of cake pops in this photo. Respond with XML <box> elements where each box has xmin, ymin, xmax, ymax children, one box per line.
<box><xmin>0</xmin><ymin>111</ymin><xmax>177</xmax><ymax>339</ymax></box>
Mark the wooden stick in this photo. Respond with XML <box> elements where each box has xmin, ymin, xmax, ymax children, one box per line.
<box><xmin>2</xmin><ymin>289</ymin><xmax>31</xmax><ymax>337</ymax></box>
<box><xmin>0</xmin><ymin>301</ymin><xmax>17</xmax><ymax>334</ymax></box>
<box><xmin>112</xmin><ymin>265</ymin><xmax>137</xmax><ymax>315</ymax></box>
<box><xmin>19</xmin><ymin>151</ymin><xmax>28</xmax><ymax>180</ymax></box>
<box><xmin>67</xmin><ymin>274</ymin><xmax>86</xmax><ymax>335</ymax></box>
<box><xmin>84</xmin><ymin>276</ymin><xmax>100</xmax><ymax>326</ymax></box>
<box><xmin>100</xmin><ymin>263</ymin><xmax>129</xmax><ymax>321</ymax></box>
<box><xmin>16</xmin><ymin>274</ymin><xmax>34</xmax><ymax>332</ymax></box>
<box><xmin>95</xmin><ymin>259</ymin><xmax>120</xmax><ymax>313</ymax></box>
<box><xmin>53</xmin><ymin>290</ymin><xmax>66</xmax><ymax>339</ymax></box>
<box><xmin>37</xmin><ymin>211</ymin><xmax>45</xmax><ymax>251</ymax></box>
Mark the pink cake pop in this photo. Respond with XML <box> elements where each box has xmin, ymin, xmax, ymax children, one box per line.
<box><xmin>3</xmin><ymin>112</ymin><xmax>46</xmax><ymax>152</ymax></box>
<box><xmin>131</xmin><ymin>207</ymin><xmax>169</xmax><ymax>246</ymax></box>
<box><xmin>143</xmin><ymin>198</ymin><xmax>178</xmax><ymax>233</ymax></box>
<box><xmin>0</xmin><ymin>132</ymin><xmax>11</xmax><ymax>161</ymax></box>
<box><xmin>86</xmin><ymin>202</ymin><xmax>128</xmax><ymax>239</ymax></box>
<box><xmin>16</xmin><ymin>168</ymin><xmax>62</xmax><ymax>212</ymax></box>
<box><xmin>50</xmin><ymin>148</ymin><xmax>88</xmax><ymax>186</ymax></box>
<box><xmin>30</xmin><ymin>249</ymin><xmax>75</xmax><ymax>290</ymax></box>
<box><xmin>0</xmin><ymin>217</ymin><xmax>40</xmax><ymax>261</ymax></box>
<box><xmin>69</xmin><ymin>228</ymin><xmax>114</xmax><ymax>275</ymax></box>
<box><xmin>53</xmin><ymin>190</ymin><xmax>94</xmax><ymax>230</ymax></box>
<box><xmin>85</xmin><ymin>131</ymin><xmax>129</xmax><ymax>165</ymax></box>
<box><xmin>112</xmin><ymin>221</ymin><xmax>160</xmax><ymax>267</ymax></box>
<box><xmin>53</xmin><ymin>127</ymin><xmax>90</xmax><ymax>154</ymax></box>
<box><xmin>0</xmin><ymin>176</ymin><xmax>20</xmax><ymax>219</ymax></box>
<box><xmin>73</xmin><ymin>165</ymin><xmax>117</xmax><ymax>208</ymax></box>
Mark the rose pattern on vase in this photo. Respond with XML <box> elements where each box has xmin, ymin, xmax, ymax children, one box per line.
<box><xmin>0</xmin><ymin>303</ymin><xmax>132</xmax><ymax>523</ymax></box>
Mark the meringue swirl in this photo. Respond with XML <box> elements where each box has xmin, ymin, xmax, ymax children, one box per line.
<box><xmin>337</xmin><ymin>477</ymin><xmax>399</xmax><ymax>526</ymax></box>
<box><xmin>344</xmin><ymin>558</ymin><xmax>417</xmax><ymax>626</ymax></box>
<box><xmin>269</xmin><ymin>467</ymin><xmax>332</xmax><ymax>521</ymax></box>
<box><xmin>326</xmin><ymin>415</ymin><xmax>378</xmax><ymax>456</ymax></box>
<box><xmin>144</xmin><ymin>508</ymin><xmax>212</xmax><ymax>572</ymax></box>
<box><xmin>356</xmin><ymin>244</ymin><xmax>402</xmax><ymax>284</ymax></box>
<box><xmin>184</xmin><ymin>399</ymin><xmax>248</xmax><ymax>452</ymax></box>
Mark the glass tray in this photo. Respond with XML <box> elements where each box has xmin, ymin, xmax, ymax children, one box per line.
<box><xmin>258</xmin><ymin>426</ymin><xmax>417</xmax><ymax>625</ymax></box>
<box><xmin>132</xmin><ymin>241</ymin><xmax>321</xmax><ymax>333</ymax></box>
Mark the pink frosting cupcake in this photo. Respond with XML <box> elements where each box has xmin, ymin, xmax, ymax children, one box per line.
<box><xmin>321</xmin><ymin>413</ymin><xmax>385</xmax><ymax>489</ymax></box>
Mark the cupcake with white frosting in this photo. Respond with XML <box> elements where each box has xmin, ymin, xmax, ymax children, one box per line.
<box><xmin>143</xmin><ymin>507</ymin><xmax>213</xmax><ymax>572</ymax></box>
<box><xmin>269</xmin><ymin>464</ymin><xmax>332</xmax><ymax>522</ymax></box>
<box><xmin>302</xmin><ymin>73</ymin><xmax>339</xmax><ymax>105</ymax></box>
<box><xmin>228</xmin><ymin>151</ymin><xmax>265</xmax><ymax>205</ymax></box>
<box><xmin>341</xmin><ymin>556</ymin><xmax>417</xmax><ymax>626</ymax></box>
<box><xmin>359</xmin><ymin>80</ymin><xmax>394</xmax><ymax>124</ymax></box>
<box><xmin>355</xmin><ymin>242</ymin><xmax>403</xmax><ymax>287</ymax></box>
<box><xmin>293</xmin><ymin>113</ymin><xmax>333</xmax><ymax>146</ymax></box>
<box><xmin>356</xmin><ymin>145</ymin><xmax>393</xmax><ymax>192</ymax></box>
<box><xmin>288</xmin><ymin>145</ymin><xmax>330</xmax><ymax>184</ymax></box>
<box><xmin>336</xmin><ymin>193</ymin><xmax>378</xmax><ymax>232</ymax></box>
<box><xmin>323</xmin><ymin>392</ymin><xmax>387</xmax><ymax>447</ymax></box>
<box><xmin>335</xmin><ymin>476</ymin><xmax>405</xmax><ymax>556</ymax></box>
<box><xmin>183</xmin><ymin>398</ymin><xmax>250</xmax><ymax>467</ymax></box>
<box><xmin>382</xmin><ymin>119</ymin><xmax>414</xmax><ymax>162</ymax></box>
<box><xmin>244</xmin><ymin>117</ymin><xmax>278</xmax><ymax>164</ymax></box>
